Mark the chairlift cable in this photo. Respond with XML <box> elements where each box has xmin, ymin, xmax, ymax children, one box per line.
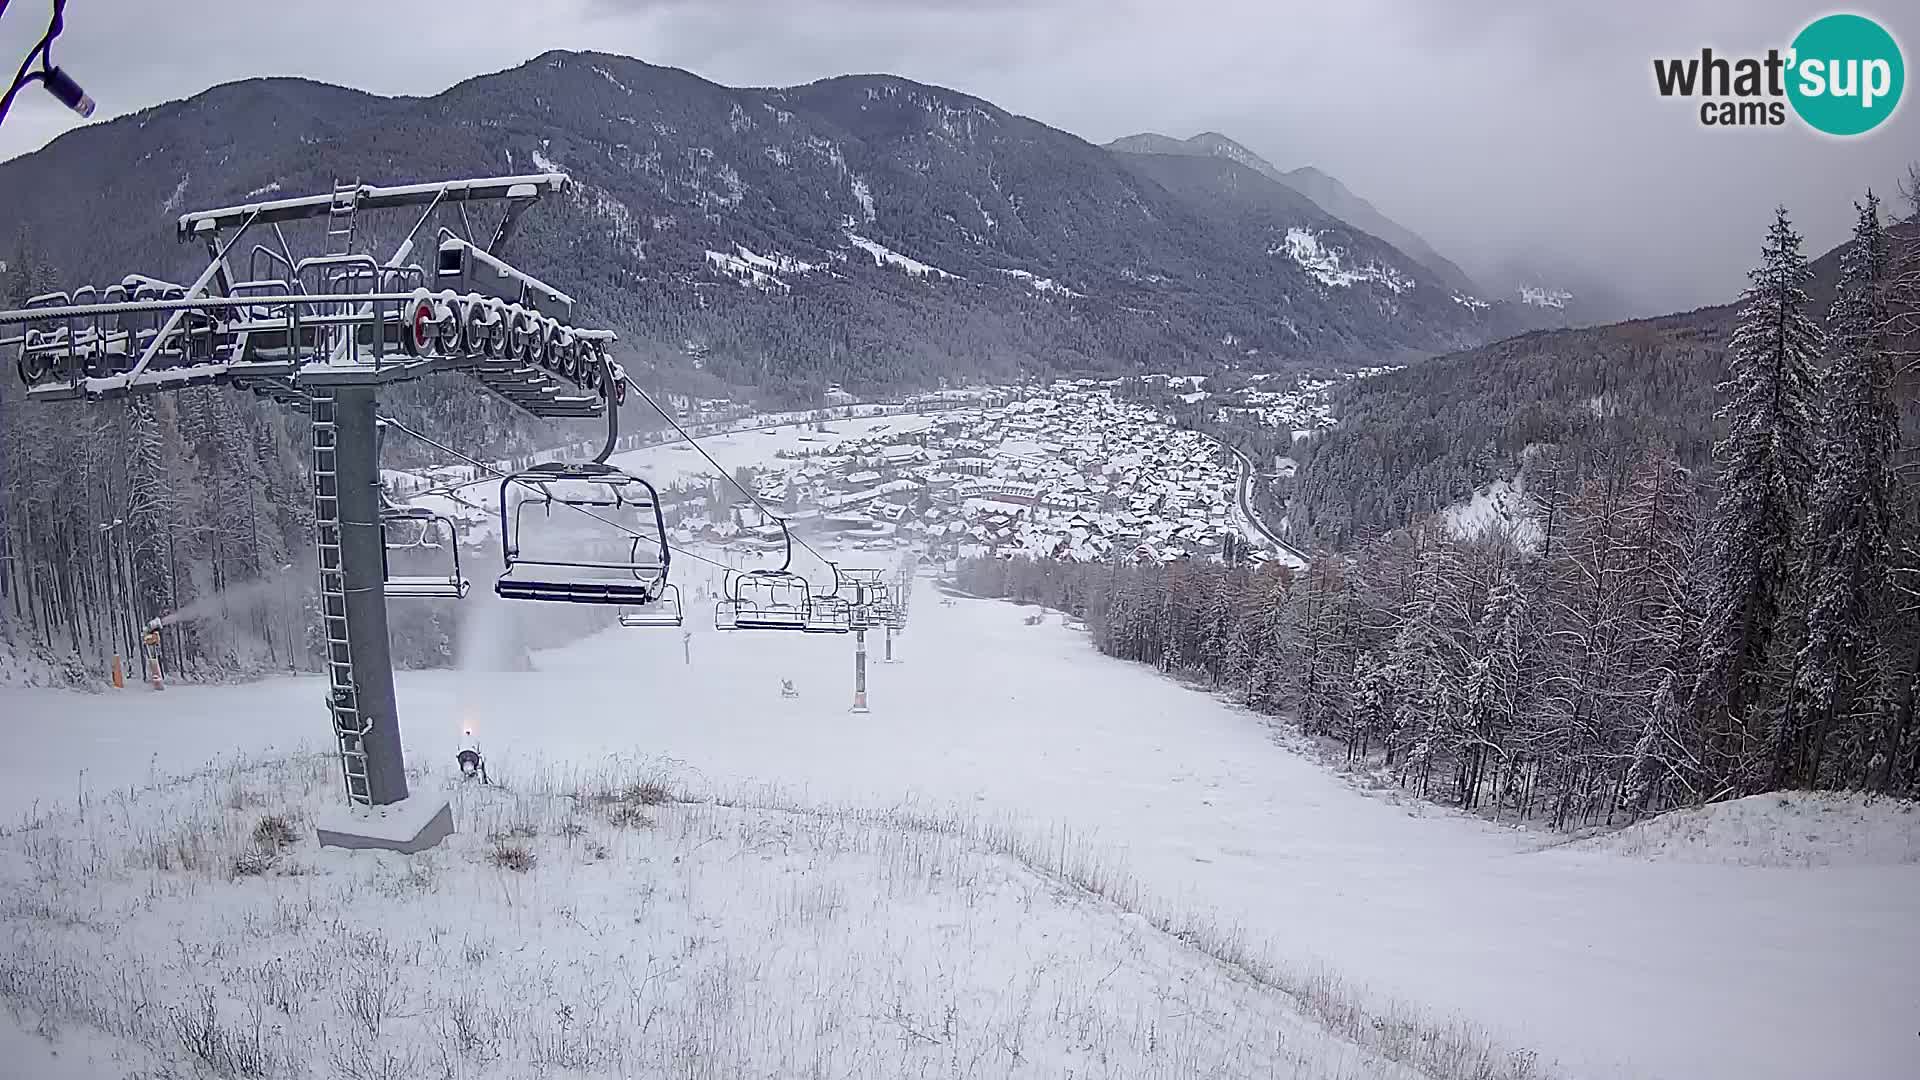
<box><xmin>617</xmin><ymin>373</ymin><xmax>834</xmax><ymax>574</ymax></box>
<box><xmin>375</xmin><ymin>414</ymin><xmax>734</xmax><ymax>574</ymax></box>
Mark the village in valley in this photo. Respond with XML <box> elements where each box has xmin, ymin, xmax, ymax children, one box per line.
<box><xmin>382</xmin><ymin>370</ymin><xmax>1392</xmax><ymax>573</ymax></box>
<box><xmin>657</xmin><ymin>374</ymin><xmax>1361</xmax><ymax>567</ymax></box>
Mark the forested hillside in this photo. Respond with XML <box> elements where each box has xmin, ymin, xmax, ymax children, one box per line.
<box><xmin>1278</xmin><ymin>220</ymin><xmax>1910</xmax><ymax>550</ymax></box>
<box><xmin>1289</xmin><ymin>309</ymin><xmax>1733</xmax><ymax>548</ymax></box>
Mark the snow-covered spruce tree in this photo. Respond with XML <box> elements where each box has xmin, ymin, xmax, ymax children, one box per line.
<box><xmin>1786</xmin><ymin>193</ymin><xmax>1897</xmax><ymax>789</ymax></box>
<box><xmin>1459</xmin><ymin>566</ymin><xmax>1529</xmax><ymax>811</ymax></box>
<box><xmin>1879</xmin><ymin>167</ymin><xmax>1920</xmax><ymax>795</ymax></box>
<box><xmin>1692</xmin><ymin>207</ymin><xmax>1821</xmax><ymax>796</ymax></box>
<box><xmin>1380</xmin><ymin>543</ymin><xmax>1455</xmax><ymax>776</ymax></box>
<box><xmin>1349</xmin><ymin>649</ymin><xmax>1395</xmax><ymax>764</ymax></box>
<box><xmin>1618</xmin><ymin>453</ymin><xmax>1710</xmax><ymax>815</ymax></box>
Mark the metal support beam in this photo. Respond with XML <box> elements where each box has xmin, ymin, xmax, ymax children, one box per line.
<box><xmin>179</xmin><ymin>173</ymin><xmax>567</xmax><ymax>239</ymax></box>
<box><xmin>883</xmin><ymin>622</ymin><xmax>896</xmax><ymax>664</ymax></box>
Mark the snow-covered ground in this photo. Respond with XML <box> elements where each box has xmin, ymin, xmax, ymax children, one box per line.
<box><xmin>2</xmin><ymin>574</ymin><xmax>1916</xmax><ymax>1080</ymax></box>
<box><xmin>1573</xmin><ymin>790</ymin><xmax>1920</xmax><ymax>868</ymax></box>
<box><xmin>1441</xmin><ymin>477</ymin><xmax>1541</xmax><ymax>549</ymax></box>
<box><xmin>1</xmin><ymin>753</ymin><xmax>1427</xmax><ymax>1080</ymax></box>
<box><xmin>0</xmin><ymin>638</ymin><xmax>74</xmax><ymax>689</ymax></box>
<box><xmin>845</xmin><ymin>232</ymin><xmax>957</xmax><ymax>279</ymax></box>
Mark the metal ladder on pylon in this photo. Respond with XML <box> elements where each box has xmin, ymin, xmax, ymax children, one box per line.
<box><xmin>312</xmin><ymin>390</ymin><xmax>373</xmax><ymax>805</ymax></box>
<box><xmin>323</xmin><ymin>180</ymin><xmax>362</xmax><ymax>363</ymax></box>
<box><xmin>325</xmin><ymin>179</ymin><xmax>361</xmax><ymax>255</ymax></box>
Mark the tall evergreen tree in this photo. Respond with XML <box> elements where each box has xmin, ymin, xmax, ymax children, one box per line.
<box><xmin>1691</xmin><ymin>207</ymin><xmax>1821</xmax><ymax>793</ymax></box>
<box><xmin>1789</xmin><ymin>193</ymin><xmax>1897</xmax><ymax>787</ymax></box>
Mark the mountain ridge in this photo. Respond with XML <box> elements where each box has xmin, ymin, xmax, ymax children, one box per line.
<box><xmin>1106</xmin><ymin>130</ymin><xmax>1481</xmax><ymax>298</ymax></box>
<box><xmin>5</xmin><ymin>50</ymin><xmax>1551</xmax><ymax>399</ymax></box>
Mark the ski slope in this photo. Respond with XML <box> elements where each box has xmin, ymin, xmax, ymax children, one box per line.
<box><xmin>1</xmin><ymin>574</ymin><xmax>1915</xmax><ymax>1080</ymax></box>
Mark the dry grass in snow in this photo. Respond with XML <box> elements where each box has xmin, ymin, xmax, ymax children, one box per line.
<box><xmin>0</xmin><ymin>753</ymin><xmax>1553</xmax><ymax>1080</ymax></box>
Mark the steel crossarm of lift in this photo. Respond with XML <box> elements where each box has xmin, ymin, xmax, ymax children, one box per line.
<box><xmin>176</xmin><ymin>174</ymin><xmax>569</xmax><ymax>241</ymax></box>
<box><xmin>0</xmin><ymin>172</ymin><xmax>613</xmax><ymax>424</ymax></box>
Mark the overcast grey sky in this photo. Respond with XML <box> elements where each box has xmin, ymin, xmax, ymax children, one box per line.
<box><xmin>2</xmin><ymin>0</ymin><xmax>1913</xmax><ymax>311</ymax></box>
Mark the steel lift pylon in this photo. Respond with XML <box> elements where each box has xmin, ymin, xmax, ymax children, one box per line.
<box><xmin>1</xmin><ymin>173</ymin><xmax>627</xmax><ymax>853</ymax></box>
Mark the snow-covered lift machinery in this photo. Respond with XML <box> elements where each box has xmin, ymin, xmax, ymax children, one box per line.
<box><xmin>0</xmin><ymin>172</ymin><xmax>636</xmax><ymax>854</ymax></box>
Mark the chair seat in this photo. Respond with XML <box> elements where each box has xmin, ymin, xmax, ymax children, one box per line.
<box><xmin>386</xmin><ymin>576</ymin><xmax>470</xmax><ymax>599</ymax></box>
<box><xmin>496</xmin><ymin>577</ymin><xmax>660</xmax><ymax>605</ymax></box>
<box><xmin>733</xmin><ymin>606</ymin><xmax>808</xmax><ymax>630</ymax></box>
<box><xmin>619</xmin><ymin>586</ymin><xmax>684</xmax><ymax>627</ymax></box>
<box><xmin>618</xmin><ymin>608</ymin><xmax>683</xmax><ymax>627</ymax></box>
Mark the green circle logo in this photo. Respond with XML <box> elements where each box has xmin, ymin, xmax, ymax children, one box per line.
<box><xmin>1787</xmin><ymin>14</ymin><xmax>1904</xmax><ymax>135</ymax></box>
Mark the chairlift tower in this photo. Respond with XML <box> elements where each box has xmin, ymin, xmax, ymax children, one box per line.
<box><xmin>839</xmin><ymin>567</ymin><xmax>893</xmax><ymax>712</ymax></box>
<box><xmin>1</xmin><ymin>173</ymin><xmax>625</xmax><ymax>853</ymax></box>
<box><xmin>882</xmin><ymin>557</ymin><xmax>911</xmax><ymax>663</ymax></box>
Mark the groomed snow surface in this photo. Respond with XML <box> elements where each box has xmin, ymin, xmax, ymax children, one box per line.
<box><xmin>2</xmin><ymin>572</ymin><xmax>1916</xmax><ymax>1080</ymax></box>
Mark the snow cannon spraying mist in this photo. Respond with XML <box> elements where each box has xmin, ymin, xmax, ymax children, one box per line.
<box><xmin>150</xmin><ymin>576</ymin><xmax>287</xmax><ymax>629</ymax></box>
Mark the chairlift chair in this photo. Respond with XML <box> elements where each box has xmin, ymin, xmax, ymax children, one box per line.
<box><xmin>381</xmin><ymin>506</ymin><xmax>470</xmax><ymax>599</ymax></box>
<box><xmin>837</xmin><ymin>567</ymin><xmax>891</xmax><ymax>627</ymax></box>
<box><xmin>493</xmin><ymin>368</ymin><xmax>677</xmax><ymax>611</ymax></box>
<box><xmin>803</xmin><ymin>594</ymin><xmax>851</xmax><ymax>634</ymax></box>
<box><xmin>618</xmin><ymin>583</ymin><xmax>684</xmax><ymax>628</ymax></box>
<box><xmin>802</xmin><ymin>562</ymin><xmax>849</xmax><ymax>633</ymax></box>
<box><xmin>715</xmin><ymin>568</ymin><xmax>813</xmax><ymax>631</ymax></box>
<box><xmin>496</xmin><ymin>462</ymin><xmax>673</xmax><ymax>606</ymax></box>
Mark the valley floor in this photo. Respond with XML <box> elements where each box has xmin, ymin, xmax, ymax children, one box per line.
<box><xmin>2</xmin><ymin>561</ymin><xmax>1915</xmax><ymax>1080</ymax></box>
